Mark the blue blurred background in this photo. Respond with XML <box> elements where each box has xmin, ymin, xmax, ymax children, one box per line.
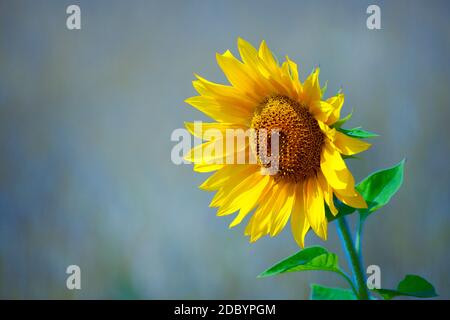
<box><xmin>0</xmin><ymin>0</ymin><xmax>449</xmax><ymax>299</ymax></box>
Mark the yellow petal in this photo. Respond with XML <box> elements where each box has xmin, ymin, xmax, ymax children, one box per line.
<box><xmin>305</xmin><ymin>177</ymin><xmax>327</xmax><ymax>240</ymax></box>
<box><xmin>247</xmin><ymin>183</ymin><xmax>283</xmax><ymax>241</ymax></box>
<box><xmin>194</xmin><ymin>74</ymin><xmax>257</xmax><ymax>109</ymax></box>
<box><xmin>216</xmin><ymin>171</ymin><xmax>269</xmax><ymax>216</ymax></box>
<box><xmin>286</xmin><ymin>56</ymin><xmax>302</xmax><ymax>94</ymax></box>
<box><xmin>255</xmin><ymin>41</ymin><xmax>296</xmax><ymax>97</ymax></box>
<box><xmin>334</xmin><ymin>189</ymin><xmax>367</xmax><ymax>209</ymax></box>
<box><xmin>237</xmin><ymin>38</ymin><xmax>266</xmax><ymax>77</ymax></box>
<box><xmin>310</xmin><ymin>100</ymin><xmax>334</xmax><ymax>123</ymax></box>
<box><xmin>199</xmin><ymin>165</ymin><xmax>250</xmax><ymax>191</ymax></box>
<box><xmin>194</xmin><ymin>163</ymin><xmax>224</xmax><ymax>173</ymax></box>
<box><xmin>320</xmin><ymin>141</ymin><xmax>357</xmax><ymax>196</ymax></box>
<box><xmin>317</xmin><ymin>170</ymin><xmax>338</xmax><ymax>216</ymax></box>
<box><xmin>258</xmin><ymin>40</ymin><xmax>279</xmax><ymax>72</ymax></box>
<box><xmin>318</xmin><ymin>120</ymin><xmax>336</xmax><ymax>141</ymax></box>
<box><xmin>209</xmin><ymin>165</ymin><xmax>259</xmax><ymax>207</ymax></box>
<box><xmin>290</xmin><ymin>182</ymin><xmax>310</xmax><ymax>248</ymax></box>
<box><xmin>184</xmin><ymin>122</ymin><xmax>246</xmax><ymax>140</ymax></box>
<box><xmin>253</xmin><ymin>183</ymin><xmax>285</xmax><ymax>237</ymax></box>
<box><xmin>184</xmin><ymin>130</ymin><xmax>250</xmax><ymax>166</ymax></box>
<box><xmin>245</xmin><ymin>210</ymin><xmax>267</xmax><ymax>242</ymax></box>
<box><xmin>184</xmin><ymin>140</ymin><xmax>217</xmax><ymax>163</ymax></box>
<box><xmin>229</xmin><ymin>176</ymin><xmax>273</xmax><ymax>227</ymax></box>
<box><xmin>192</xmin><ymin>78</ymin><xmax>210</xmax><ymax>96</ymax></box>
<box><xmin>270</xmin><ymin>183</ymin><xmax>295</xmax><ymax>236</ymax></box>
<box><xmin>302</xmin><ymin>67</ymin><xmax>322</xmax><ymax>106</ymax></box>
<box><xmin>244</xmin><ymin>214</ymin><xmax>257</xmax><ymax>239</ymax></box>
<box><xmin>185</xmin><ymin>96</ymin><xmax>250</xmax><ymax>124</ymax></box>
<box><xmin>184</xmin><ymin>139</ymin><xmax>230</xmax><ymax>164</ymax></box>
<box><xmin>216</xmin><ymin>50</ymin><xmax>260</xmax><ymax>98</ymax></box>
<box><xmin>333</xmin><ymin>131</ymin><xmax>371</xmax><ymax>155</ymax></box>
<box><xmin>279</xmin><ymin>61</ymin><xmax>298</xmax><ymax>97</ymax></box>
<box><xmin>326</xmin><ymin>93</ymin><xmax>344</xmax><ymax>125</ymax></box>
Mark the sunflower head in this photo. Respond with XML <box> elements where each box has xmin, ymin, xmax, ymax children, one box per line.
<box><xmin>184</xmin><ymin>38</ymin><xmax>371</xmax><ymax>247</ymax></box>
<box><xmin>251</xmin><ymin>95</ymin><xmax>324</xmax><ymax>183</ymax></box>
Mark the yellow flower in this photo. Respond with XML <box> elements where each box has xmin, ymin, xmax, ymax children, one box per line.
<box><xmin>184</xmin><ymin>38</ymin><xmax>371</xmax><ymax>247</ymax></box>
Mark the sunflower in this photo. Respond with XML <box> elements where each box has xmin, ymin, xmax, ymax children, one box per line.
<box><xmin>184</xmin><ymin>38</ymin><xmax>371</xmax><ymax>247</ymax></box>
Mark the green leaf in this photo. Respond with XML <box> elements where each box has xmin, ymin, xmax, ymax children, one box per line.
<box><xmin>326</xmin><ymin>159</ymin><xmax>405</xmax><ymax>222</ymax></box>
<box><xmin>332</xmin><ymin>111</ymin><xmax>353</xmax><ymax>129</ymax></box>
<box><xmin>310</xmin><ymin>284</ymin><xmax>357</xmax><ymax>300</ymax></box>
<box><xmin>337</xmin><ymin>127</ymin><xmax>379</xmax><ymax>138</ymax></box>
<box><xmin>373</xmin><ymin>275</ymin><xmax>438</xmax><ymax>300</ymax></box>
<box><xmin>357</xmin><ymin>159</ymin><xmax>405</xmax><ymax>216</ymax></box>
<box><xmin>258</xmin><ymin>246</ymin><xmax>341</xmax><ymax>278</ymax></box>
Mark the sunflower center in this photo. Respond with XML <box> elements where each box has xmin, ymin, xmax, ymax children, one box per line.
<box><xmin>251</xmin><ymin>95</ymin><xmax>324</xmax><ymax>183</ymax></box>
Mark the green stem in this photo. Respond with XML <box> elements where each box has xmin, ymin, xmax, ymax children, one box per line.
<box><xmin>335</xmin><ymin>270</ymin><xmax>358</xmax><ymax>297</ymax></box>
<box><xmin>355</xmin><ymin>215</ymin><xmax>364</xmax><ymax>259</ymax></box>
<box><xmin>336</xmin><ymin>216</ymin><xmax>369</xmax><ymax>300</ymax></box>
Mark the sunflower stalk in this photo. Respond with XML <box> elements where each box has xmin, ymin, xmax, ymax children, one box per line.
<box><xmin>355</xmin><ymin>215</ymin><xmax>365</xmax><ymax>259</ymax></box>
<box><xmin>336</xmin><ymin>216</ymin><xmax>370</xmax><ymax>300</ymax></box>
